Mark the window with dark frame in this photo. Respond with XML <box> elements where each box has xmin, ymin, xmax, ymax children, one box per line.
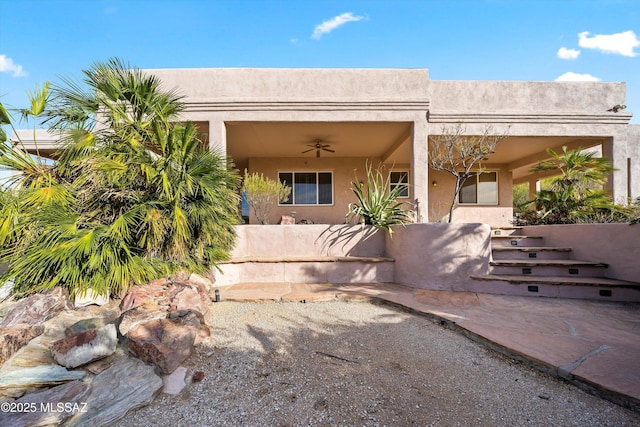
<box><xmin>458</xmin><ymin>171</ymin><xmax>498</xmax><ymax>205</ymax></box>
<box><xmin>278</xmin><ymin>171</ymin><xmax>333</xmax><ymax>205</ymax></box>
<box><xmin>389</xmin><ymin>171</ymin><xmax>409</xmax><ymax>198</ymax></box>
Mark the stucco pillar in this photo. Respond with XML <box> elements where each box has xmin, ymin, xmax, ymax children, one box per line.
<box><xmin>602</xmin><ymin>134</ymin><xmax>629</xmax><ymax>204</ymax></box>
<box><xmin>208</xmin><ymin>120</ymin><xmax>227</xmax><ymax>155</ymax></box>
<box><xmin>528</xmin><ymin>178</ymin><xmax>538</xmax><ymax>201</ymax></box>
<box><xmin>412</xmin><ymin>118</ymin><xmax>429</xmax><ymax>222</ymax></box>
<box><xmin>628</xmin><ymin>126</ymin><xmax>640</xmax><ymax>201</ymax></box>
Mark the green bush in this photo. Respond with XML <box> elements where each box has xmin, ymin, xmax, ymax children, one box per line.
<box><xmin>346</xmin><ymin>161</ymin><xmax>414</xmax><ymax>234</ymax></box>
<box><xmin>241</xmin><ymin>170</ymin><xmax>290</xmax><ymax>224</ymax></box>
<box><xmin>0</xmin><ymin>59</ymin><xmax>241</xmax><ymax>298</ymax></box>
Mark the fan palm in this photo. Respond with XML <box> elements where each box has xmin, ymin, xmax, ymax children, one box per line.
<box><xmin>0</xmin><ymin>59</ymin><xmax>240</xmax><ymax>298</ymax></box>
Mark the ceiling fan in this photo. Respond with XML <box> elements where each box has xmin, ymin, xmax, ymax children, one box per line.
<box><xmin>302</xmin><ymin>139</ymin><xmax>335</xmax><ymax>157</ymax></box>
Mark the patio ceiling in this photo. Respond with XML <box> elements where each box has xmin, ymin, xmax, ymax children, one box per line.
<box><xmin>225</xmin><ymin>121</ymin><xmax>413</xmax><ymax>170</ymax></box>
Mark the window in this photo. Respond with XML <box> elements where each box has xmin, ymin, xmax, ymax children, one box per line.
<box><xmin>459</xmin><ymin>172</ymin><xmax>498</xmax><ymax>205</ymax></box>
<box><xmin>278</xmin><ymin>172</ymin><xmax>333</xmax><ymax>205</ymax></box>
<box><xmin>389</xmin><ymin>171</ymin><xmax>409</xmax><ymax>198</ymax></box>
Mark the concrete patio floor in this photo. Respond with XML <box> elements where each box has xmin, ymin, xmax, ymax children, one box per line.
<box><xmin>218</xmin><ymin>282</ymin><xmax>640</xmax><ymax>412</ymax></box>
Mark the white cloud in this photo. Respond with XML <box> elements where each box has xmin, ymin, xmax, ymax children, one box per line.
<box><xmin>555</xmin><ymin>72</ymin><xmax>601</xmax><ymax>82</ymax></box>
<box><xmin>0</xmin><ymin>55</ymin><xmax>27</xmax><ymax>77</ymax></box>
<box><xmin>311</xmin><ymin>12</ymin><xmax>364</xmax><ymax>40</ymax></box>
<box><xmin>578</xmin><ymin>30</ymin><xmax>640</xmax><ymax>57</ymax></box>
<box><xmin>557</xmin><ymin>47</ymin><xmax>580</xmax><ymax>60</ymax></box>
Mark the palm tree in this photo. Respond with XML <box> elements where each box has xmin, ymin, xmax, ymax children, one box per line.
<box><xmin>0</xmin><ymin>59</ymin><xmax>241</xmax><ymax>298</ymax></box>
<box><xmin>528</xmin><ymin>146</ymin><xmax>615</xmax><ymax>224</ymax></box>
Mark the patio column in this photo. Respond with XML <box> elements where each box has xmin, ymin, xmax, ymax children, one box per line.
<box><xmin>208</xmin><ymin>120</ymin><xmax>227</xmax><ymax>156</ymax></box>
<box><xmin>602</xmin><ymin>134</ymin><xmax>629</xmax><ymax>204</ymax></box>
<box><xmin>412</xmin><ymin>118</ymin><xmax>429</xmax><ymax>222</ymax></box>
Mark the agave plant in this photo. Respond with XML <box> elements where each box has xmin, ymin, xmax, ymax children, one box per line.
<box><xmin>0</xmin><ymin>59</ymin><xmax>241</xmax><ymax>298</ymax></box>
<box><xmin>346</xmin><ymin>161</ymin><xmax>414</xmax><ymax>234</ymax></box>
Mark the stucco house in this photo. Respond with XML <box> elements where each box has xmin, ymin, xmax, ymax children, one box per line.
<box><xmin>14</xmin><ymin>68</ymin><xmax>638</xmax><ymax>227</ymax></box>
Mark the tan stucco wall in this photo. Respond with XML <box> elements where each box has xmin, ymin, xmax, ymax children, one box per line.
<box><xmin>229</xmin><ymin>224</ymin><xmax>387</xmax><ymax>258</ymax></box>
<box><xmin>386</xmin><ymin>223</ymin><xmax>491</xmax><ymax>290</ymax></box>
<box><xmin>247</xmin><ymin>157</ymin><xmax>413</xmax><ymax>225</ymax></box>
<box><xmin>522</xmin><ymin>224</ymin><xmax>640</xmax><ymax>282</ymax></box>
<box><xmin>427</xmin><ymin>164</ymin><xmax>513</xmax><ymax>226</ymax></box>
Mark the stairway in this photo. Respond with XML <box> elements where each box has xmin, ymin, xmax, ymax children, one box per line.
<box><xmin>471</xmin><ymin>227</ymin><xmax>640</xmax><ymax>302</ymax></box>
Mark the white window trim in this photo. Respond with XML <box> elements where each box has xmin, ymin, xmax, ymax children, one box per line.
<box><xmin>458</xmin><ymin>171</ymin><xmax>499</xmax><ymax>206</ymax></box>
<box><xmin>389</xmin><ymin>170</ymin><xmax>410</xmax><ymax>198</ymax></box>
<box><xmin>278</xmin><ymin>171</ymin><xmax>334</xmax><ymax>206</ymax></box>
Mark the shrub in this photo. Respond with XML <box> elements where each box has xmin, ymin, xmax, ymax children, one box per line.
<box><xmin>241</xmin><ymin>170</ymin><xmax>290</xmax><ymax>224</ymax></box>
<box><xmin>346</xmin><ymin>161</ymin><xmax>414</xmax><ymax>234</ymax></box>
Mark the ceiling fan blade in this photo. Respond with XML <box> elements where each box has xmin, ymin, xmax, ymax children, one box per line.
<box><xmin>323</xmin><ymin>148</ymin><xmax>335</xmax><ymax>153</ymax></box>
<box><xmin>302</xmin><ymin>148</ymin><xmax>315</xmax><ymax>154</ymax></box>
<box><xmin>316</xmin><ymin>150</ymin><xmax>320</xmax><ymax>158</ymax></box>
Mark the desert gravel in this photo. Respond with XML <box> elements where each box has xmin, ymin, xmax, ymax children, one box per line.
<box><xmin>116</xmin><ymin>300</ymin><xmax>640</xmax><ymax>426</ymax></box>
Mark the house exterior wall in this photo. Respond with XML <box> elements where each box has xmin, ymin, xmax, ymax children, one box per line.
<box><xmin>247</xmin><ymin>157</ymin><xmax>413</xmax><ymax>225</ymax></box>
<box><xmin>428</xmin><ymin>80</ymin><xmax>633</xmax><ymax>204</ymax></box>
<box><xmin>14</xmin><ymin>69</ymin><xmax>635</xmax><ymax>226</ymax></box>
<box><xmin>427</xmin><ymin>164</ymin><xmax>513</xmax><ymax>226</ymax></box>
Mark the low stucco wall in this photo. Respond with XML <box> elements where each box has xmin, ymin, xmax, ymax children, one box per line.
<box><xmin>230</xmin><ymin>224</ymin><xmax>387</xmax><ymax>258</ymax></box>
<box><xmin>522</xmin><ymin>224</ymin><xmax>640</xmax><ymax>282</ymax></box>
<box><xmin>386</xmin><ymin>223</ymin><xmax>491</xmax><ymax>291</ymax></box>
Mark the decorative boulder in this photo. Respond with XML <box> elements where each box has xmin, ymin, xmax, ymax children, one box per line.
<box><xmin>126</xmin><ymin>318</ymin><xmax>196</xmax><ymax>374</ymax></box>
<box><xmin>0</xmin><ymin>288</ymin><xmax>72</xmax><ymax>366</ymax></box>
<box><xmin>51</xmin><ymin>324</ymin><xmax>118</xmax><ymax>369</ymax></box>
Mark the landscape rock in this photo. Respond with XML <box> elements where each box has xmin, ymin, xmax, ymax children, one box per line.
<box><xmin>2</xmin><ymin>380</ymin><xmax>89</xmax><ymax>427</ymax></box>
<box><xmin>169</xmin><ymin>282</ymin><xmax>210</xmax><ymax>317</ymax></box>
<box><xmin>126</xmin><ymin>318</ymin><xmax>196</xmax><ymax>374</ymax></box>
<box><xmin>162</xmin><ymin>366</ymin><xmax>188</xmax><ymax>395</ymax></box>
<box><xmin>65</xmin><ymin>317</ymin><xmax>108</xmax><ymax>336</ymax></box>
<box><xmin>0</xmin><ymin>288</ymin><xmax>72</xmax><ymax>329</ymax></box>
<box><xmin>0</xmin><ymin>324</ymin><xmax>45</xmax><ymax>367</ymax></box>
<box><xmin>188</xmin><ymin>272</ymin><xmax>214</xmax><ymax>292</ymax></box>
<box><xmin>0</xmin><ymin>278</ymin><xmax>14</xmax><ymax>303</ymax></box>
<box><xmin>167</xmin><ymin>309</ymin><xmax>211</xmax><ymax>345</ymax></box>
<box><xmin>51</xmin><ymin>324</ymin><xmax>117</xmax><ymax>368</ymax></box>
<box><xmin>120</xmin><ymin>283</ymin><xmax>169</xmax><ymax>312</ymax></box>
<box><xmin>118</xmin><ymin>302</ymin><xmax>168</xmax><ymax>336</ymax></box>
<box><xmin>0</xmin><ymin>365</ymin><xmax>84</xmax><ymax>392</ymax></box>
<box><xmin>0</xmin><ymin>288</ymin><xmax>72</xmax><ymax>365</ymax></box>
<box><xmin>74</xmin><ymin>288</ymin><xmax>110</xmax><ymax>308</ymax></box>
<box><xmin>65</xmin><ymin>356</ymin><xmax>163</xmax><ymax>426</ymax></box>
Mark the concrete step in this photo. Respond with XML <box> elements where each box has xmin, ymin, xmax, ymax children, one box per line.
<box><xmin>214</xmin><ymin>256</ymin><xmax>395</xmax><ymax>286</ymax></box>
<box><xmin>492</xmin><ymin>246</ymin><xmax>573</xmax><ymax>260</ymax></box>
<box><xmin>490</xmin><ymin>235</ymin><xmax>544</xmax><ymax>248</ymax></box>
<box><xmin>491</xmin><ymin>226</ymin><xmax>523</xmax><ymax>236</ymax></box>
<box><xmin>489</xmin><ymin>259</ymin><xmax>608</xmax><ymax>277</ymax></box>
<box><xmin>470</xmin><ymin>274</ymin><xmax>640</xmax><ymax>302</ymax></box>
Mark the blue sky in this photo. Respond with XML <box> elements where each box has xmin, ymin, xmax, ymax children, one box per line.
<box><xmin>1</xmin><ymin>0</ymin><xmax>639</xmax><ymax>124</ymax></box>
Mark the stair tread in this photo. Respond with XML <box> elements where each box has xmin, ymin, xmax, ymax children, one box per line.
<box><xmin>491</xmin><ymin>259</ymin><xmax>607</xmax><ymax>267</ymax></box>
<box><xmin>491</xmin><ymin>235</ymin><xmax>543</xmax><ymax>239</ymax></box>
<box><xmin>492</xmin><ymin>246</ymin><xmax>572</xmax><ymax>252</ymax></box>
<box><xmin>471</xmin><ymin>274</ymin><xmax>640</xmax><ymax>288</ymax></box>
<box><xmin>223</xmin><ymin>256</ymin><xmax>395</xmax><ymax>264</ymax></box>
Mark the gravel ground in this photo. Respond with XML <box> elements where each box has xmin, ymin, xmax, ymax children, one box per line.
<box><xmin>117</xmin><ymin>300</ymin><xmax>640</xmax><ymax>427</ymax></box>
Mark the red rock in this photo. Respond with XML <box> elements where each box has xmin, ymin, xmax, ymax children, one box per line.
<box><xmin>126</xmin><ymin>318</ymin><xmax>196</xmax><ymax>374</ymax></box>
<box><xmin>0</xmin><ymin>287</ymin><xmax>72</xmax><ymax>328</ymax></box>
<box><xmin>192</xmin><ymin>371</ymin><xmax>205</xmax><ymax>382</ymax></box>
<box><xmin>118</xmin><ymin>302</ymin><xmax>168</xmax><ymax>336</ymax></box>
<box><xmin>120</xmin><ymin>284</ymin><xmax>169</xmax><ymax>312</ymax></box>
<box><xmin>51</xmin><ymin>324</ymin><xmax>118</xmax><ymax>368</ymax></box>
<box><xmin>0</xmin><ymin>324</ymin><xmax>45</xmax><ymax>366</ymax></box>
<box><xmin>168</xmin><ymin>282</ymin><xmax>210</xmax><ymax>317</ymax></box>
<box><xmin>0</xmin><ymin>288</ymin><xmax>72</xmax><ymax>365</ymax></box>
